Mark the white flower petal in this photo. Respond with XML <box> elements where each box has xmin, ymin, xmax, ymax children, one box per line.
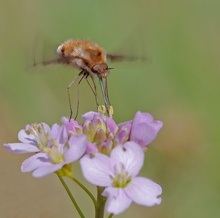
<box><xmin>80</xmin><ymin>153</ymin><xmax>113</xmax><ymax>187</ymax></box>
<box><xmin>103</xmin><ymin>187</ymin><xmax>132</xmax><ymax>215</ymax></box>
<box><xmin>21</xmin><ymin>153</ymin><xmax>50</xmax><ymax>172</ymax></box>
<box><xmin>125</xmin><ymin>177</ymin><xmax>162</xmax><ymax>206</ymax></box>
<box><xmin>111</xmin><ymin>142</ymin><xmax>144</xmax><ymax>177</ymax></box>
<box><xmin>4</xmin><ymin>143</ymin><xmax>40</xmax><ymax>154</ymax></box>
<box><xmin>33</xmin><ymin>164</ymin><xmax>63</xmax><ymax>178</ymax></box>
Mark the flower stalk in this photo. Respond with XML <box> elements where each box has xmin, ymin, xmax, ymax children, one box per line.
<box><xmin>70</xmin><ymin>176</ymin><xmax>97</xmax><ymax>207</ymax></box>
<box><xmin>95</xmin><ymin>186</ymin><xmax>107</xmax><ymax>218</ymax></box>
<box><xmin>57</xmin><ymin>174</ymin><xmax>85</xmax><ymax>218</ymax></box>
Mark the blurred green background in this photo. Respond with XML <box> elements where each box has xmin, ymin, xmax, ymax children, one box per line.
<box><xmin>1</xmin><ymin>0</ymin><xmax>220</xmax><ymax>217</ymax></box>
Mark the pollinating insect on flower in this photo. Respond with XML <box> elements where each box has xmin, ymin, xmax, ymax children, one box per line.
<box><xmin>4</xmin><ymin>37</ymin><xmax>163</xmax><ymax>217</ymax></box>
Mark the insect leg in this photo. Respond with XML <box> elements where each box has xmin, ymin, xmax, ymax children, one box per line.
<box><xmin>75</xmin><ymin>72</ymin><xmax>87</xmax><ymax>119</ymax></box>
<box><xmin>67</xmin><ymin>70</ymin><xmax>84</xmax><ymax>120</ymax></box>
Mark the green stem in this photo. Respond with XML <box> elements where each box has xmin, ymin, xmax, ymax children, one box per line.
<box><xmin>70</xmin><ymin>176</ymin><xmax>97</xmax><ymax>207</ymax></box>
<box><xmin>108</xmin><ymin>214</ymin><xmax>114</xmax><ymax>218</ymax></box>
<box><xmin>57</xmin><ymin>175</ymin><xmax>85</xmax><ymax>218</ymax></box>
<box><xmin>95</xmin><ymin>186</ymin><xmax>107</xmax><ymax>218</ymax></box>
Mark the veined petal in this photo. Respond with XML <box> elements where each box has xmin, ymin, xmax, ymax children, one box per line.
<box><xmin>18</xmin><ymin>129</ymin><xmax>36</xmax><ymax>145</ymax></box>
<box><xmin>103</xmin><ymin>187</ymin><xmax>132</xmax><ymax>215</ymax></box>
<box><xmin>111</xmin><ymin>142</ymin><xmax>144</xmax><ymax>177</ymax></box>
<box><xmin>4</xmin><ymin>143</ymin><xmax>40</xmax><ymax>154</ymax></box>
<box><xmin>50</xmin><ymin>123</ymin><xmax>60</xmax><ymax>139</ymax></box>
<box><xmin>21</xmin><ymin>153</ymin><xmax>50</xmax><ymax>172</ymax></box>
<box><xmin>33</xmin><ymin>163</ymin><xmax>63</xmax><ymax>178</ymax></box>
<box><xmin>125</xmin><ymin>177</ymin><xmax>162</xmax><ymax>206</ymax></box>
<box><xmin>56</xmin><ymin>124</ymin><xmax>68</xmax><ymax>145</ymax></box>
<box><xmin>80</xmin><ymin>153</ymin><xmax>113</xmax><ymax>187</ymax></box>
<box><xmin>50</xmin><ymin>123</ymin><xmax>68</xmax><ymax>145</ymax></box>
<box><xmin>65</xmin><ymin>135</ymin><xmax>87</xmax><ymax>163</ymax></box>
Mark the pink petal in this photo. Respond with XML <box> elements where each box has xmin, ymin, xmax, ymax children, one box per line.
<box><xmin>110</xmin><ymin>142</ymin><xmax>144</xmax><ymax>177</ymax></box>
<box><xmin>33</xmin><ymin>164</ymin><xmax>63</xmax><ymax>178</ymax></box>
<box><xmin>118</xmin><ymin>120</ymin><xmax>132</xmax><ymax>128</ymax></box>
<box><xmin>4</xmin><ymin>143</ymin><xmax>40</xmax><ymax>154</ymax></box>
<box><xmin>125</xmin><ymin>177</ymin><xmax>162</xmax><ymax>206</ymax></box>
<box><xmin>62</xmin><ymin>116</ymin><xmax>82</xmax><ymax>134</ymax></box>
<box><xmin>21</xmin><ymin>153</ymin><xmax>50</xmax><ymax>172</ymax></box>
<box><xmin>80</xmin><ymin>153</ymin><xmax>113</xmax><ymax>187</ymax></box>
<box><xmin>65</xmin><ymin>135</ymin><xmax>87</xmax><ymax>163</ymax></box>
<box><xmin>133</xmin><ymin>111</ymin><xmax>160</xmax><ymax>124</ymax></box>
<box><xmin>18</xmin><ymin>130</ymin><xmax>36</xmax><ymax>144</ymax></box>
<box><xmin>131</xmin><ymin>111</ymin><xmax>163</xmax><ymax>148</ymax></box>
<box><xmin>106</xmin><ymin>118</ymin><xmax>118</xmax><ymax>133</ymax></box>
<box><xmin>50</xmin><ymin>123</ymin><xmax>60</xmax><ymax>139</ymax></box>
<box><xmin>85</xmin><ymin>142</ymin><xmax>98</xmax><ymax>154</ymax></box>
<box><xmin>82</xmin><ymin>112</ymin><xmax>103</xmax><ymax>121</ymax></box>
<box><xmin>103</xmin><ymin>187</ymin><xmax>132</xmax><ymax>215</ymax></box>
<box><xmin>50</xmin><ymin>124</ymin><xmax>68</xmax><ymax>145</ymax></box>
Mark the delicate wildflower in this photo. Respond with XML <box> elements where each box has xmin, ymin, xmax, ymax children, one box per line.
<box><xmin>21</xmin><ymin>124</ymin><xmax>87</xmax><ymax>178</ymax></box>
<box><xmin>80</xmin><ymin>141</ymin><xmax>162</xmax><ymax>215</ymax></box>
<box><xmin>3</xmin><ymin>111</ymin><xmax>163</xmax><ymax>216</ymax></box>
<box><xmin>4</xmin><ymin>122</ymin><xmax>50</xmax><ymax>154</ymax></box>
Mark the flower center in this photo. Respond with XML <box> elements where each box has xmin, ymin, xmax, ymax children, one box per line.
<box><xmin>112</xmin><ymin>164</ymin><xmax>131</xmax><ymax>188</ymax></box>
<box><xmin>27</xmin><ymin>123</ymin><xmax>50</xmax><ymax>150</ymax></box>
<box><xmin>49</xmin><ymin>150</ymin><xmax>65</xmax><ymax>164</ymax></box>
<box><xmin>44</xmin><ymin>139</ymin><xmax>65</xmax><ymax>164</ymax></box>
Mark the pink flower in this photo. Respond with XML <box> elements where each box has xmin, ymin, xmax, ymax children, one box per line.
<box><xmin>80</xmin><ymin>142</ymin><xmax>162</xmax><ymax>215</ymax></box>
<box><xmin>4</xmin><ymin>123</ymin><xmax>51</xmax><ymax>154</ymax></box>
<box><xmin>21</xmin><ymin>125</ymin><xmax>87</xmax><ymax>178</ymax></box>
<box><xmin>130</xmin><ymin>111</ymin><xmax>163</xmax><ymax>148</ymax></box>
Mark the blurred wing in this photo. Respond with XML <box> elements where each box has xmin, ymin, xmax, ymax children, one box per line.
<box><xmin>107</xmin><ymin>53</ymin><xmax>145</xmax><ymax>62</ymax></box>
<box><xmin>32</xmin><ymin>56</ymin><xmax>72</xmax><ymax>67</ymax></box>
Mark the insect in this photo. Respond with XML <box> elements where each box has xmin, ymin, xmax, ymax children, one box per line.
<box><xmin>40</xmin><ymin>39</ymin><xmax>136</xmax><ymax>119</ymax></box>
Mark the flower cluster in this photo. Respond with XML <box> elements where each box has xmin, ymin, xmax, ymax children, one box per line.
<box><xmin>4</xmin><ymin>111</ymin><xmax>163</xmax><ymax>215</ymax></box>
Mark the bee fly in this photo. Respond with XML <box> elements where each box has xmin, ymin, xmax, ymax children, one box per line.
<box><xmin>40</xmin><ymin>39</ymin><xmax>135</xmax><ymax>119</ymax></box>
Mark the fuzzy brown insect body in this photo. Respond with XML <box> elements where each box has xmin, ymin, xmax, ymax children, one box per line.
<box><xmin>57</xmin><ymin>39</ymin><xmax>110</xmax><ymax>79</ymax></box>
